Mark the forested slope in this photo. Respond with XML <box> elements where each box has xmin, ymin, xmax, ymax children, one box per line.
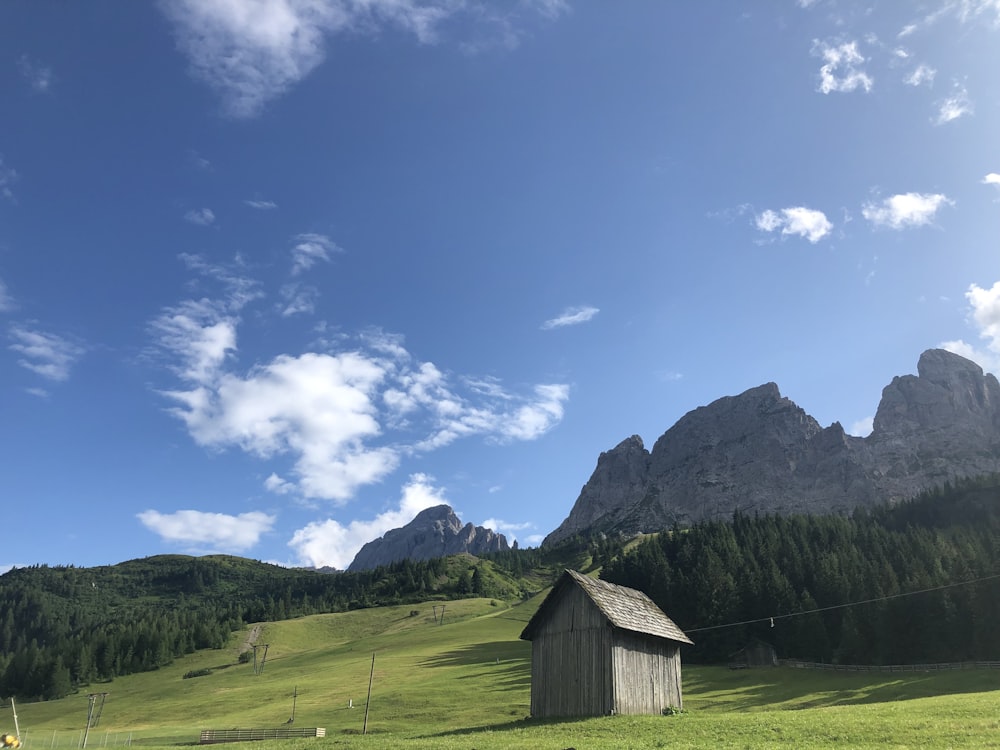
<box><xmin>0</xmin><ymin>552</ymin><xmax>536</xmax><ymax>701</ymax></box>
<box><xmin>602</xmin><ymin>475</ymin><xmax>1000</xmax><ymax>665</ymax></box>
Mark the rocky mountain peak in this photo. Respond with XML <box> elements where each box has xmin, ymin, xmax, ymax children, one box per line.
<box><xmin>347</xmin><ymin>504</ymin><xmax>509</xmax><ymax>571</ymax></box>
<box><xmin>545</xmin><ymin>349</ymin><xmax>1000</xmax><ymax>545</ymax></box>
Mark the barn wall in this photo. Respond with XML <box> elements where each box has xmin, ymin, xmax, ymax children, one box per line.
<box><xmin>611</xmin><ymin>630</ymin><xmax>683</xmax><ymax>714</ymax></box>
<box><xmin>530</xmin><ymin>585</ymin><xmax>613</xmax><ymax>717</ymax></box>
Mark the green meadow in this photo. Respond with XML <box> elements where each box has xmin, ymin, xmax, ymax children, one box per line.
<box><xmin>8</xmin><ymin>593</ymin><xmax>1000</xmax><ymax>749</ymax></box>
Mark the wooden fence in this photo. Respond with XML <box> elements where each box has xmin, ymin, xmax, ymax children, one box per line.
<box><xmin>778</xmin><ymin>660</ymin><xmax>1000</xmax><ymax>673</ymax></box>
<box><xmin>199</xmin><ymin>728</ymin><xmax>326</xmax><ymax>744</ymax></box>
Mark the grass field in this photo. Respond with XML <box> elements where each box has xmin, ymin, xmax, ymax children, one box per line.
<box><xmin>8</xmin><ymin>593</ymin><xmax>1000</xmax><ymax>749</ymax></box>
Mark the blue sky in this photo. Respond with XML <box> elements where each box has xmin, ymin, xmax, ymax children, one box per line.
<box><xmin>2</xmin><ymin>1</ymin><xmax>1000</xmax><ymax>571</ymax></box>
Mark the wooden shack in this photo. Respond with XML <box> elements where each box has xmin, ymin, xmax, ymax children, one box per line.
<box><xmin>520</xmin><ymin>569</ymin><xmax>693</xmax><ymax>718</ymax></box>
<box><xmin>728</xmin><ymin>638</ymin><xmax>778</xmax><ymax>669</ymax></box>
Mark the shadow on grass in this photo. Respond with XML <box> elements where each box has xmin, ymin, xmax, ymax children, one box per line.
<box><xmin>413</xmin><ymin>715</ymin><xmax>590</xmax><ymax>740</ymax></box>
<box><xmin>420</xmin><ymin>640</ymin><xmax>529</xmax><ymax>668</ymax></box>
<box><xmin>685</xmin><ymin>666</ymin><xmax>1000</xmax><ymax>711</ymax></box>
<box><xmin>419</xmin><ymin>641</ymin><xmax>531</xmax><ymax>691</ymax></box>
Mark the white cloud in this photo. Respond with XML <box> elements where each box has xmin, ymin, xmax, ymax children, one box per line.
<box><xmin>903</xmin><ymin>63</ymin><xmax>936</xmax><ymax>86</ymax></box>
<box><xmin>965</xmin><ymin>282</ymin><xmax>1000</xmax><ymax>351</ymax></box>
<box><xmin>160</xmin><ymin>0</ymin><xmax>458</xmax><ymax>118</ymax></box>
<box><xmin>0</xmin><ymin>278</ymin><xmax>14</xmax><ymax>312</ymax></box>
<box><xmin>161</xmin><ymin>0</ymin><xmax>570</xmax><ymax>116</ymax></box>
<box><xmin>0</xmin><ymin>157</ymin><xmax>18</xmax><ymax>202</ymax></box>
<box><xmin>812</xmin><ymin>40</ymin><xmax>873</xmax><ymax>94</ymax></box>
<box><xmin>935</xmin><ymin>84</ymin><xmax>973</xmax><ymax>124</ymax></box>
<box><xmin>167</xmin><ymin>351</ymin><xmax>398</xmax><ymax>501</ymax></box>
<box><xmin>941</xmin><ymin>281</ymin><xmax>1000</xmax><ymax>375</ymax></box>
<box><xmin>480</xmin><ymin>517</ymin><xmax>534</xmax><ymax>545</ymax></box>
<box><xmin>184</xmin><ymin>207</ymin><xmax>216</xmax><ymax>226</ymax></box>
<box><xmin>956</xmin><ymin>0</ymin><xmax>1000</xmax><ymax>26</ymax></box>
<box><xmin>245</xmin><ymin>199</ymin><xmax>278</xmax><ymax>209</ymax></box>
<box><xmin>754</xmin><ymin>207</ymin><xmax>832</xmax><ymax>243</ymax></box>
<box><xmin>151</xmin><ymin>299</ymin><xmax>239</xmax><ymax>385</ymax></box>
<box><xmin>9</xmin><ymin>325</ymin><xmax>85</xmax><ymax>382</ymax></box>
<box><xmin>162</xmin><ymin>0</ymin><xmax>343</xmax><ymax>118</ymax></box>
<box><xmin>983</xmin><ymin>173</ymin><xmax>1000</xmax><ymax>186</ymax></box>
<box><xmin>265</xmin><ymin>472</ymin><xmax>296</xmax><ymax>494</ymax></box>
<box><xmin>291</xmin><ymin>233</ymin><xmax>339</xmax><ymax>275</ymax></box>
<box><xmin>541</xmin><ymin>306</ymin><xmax>600</xmax><ymax>330</ymax></box>
<box><xmin>279</xmin><ymin>283</ymin><xmax>320</xmax><ymax>316</ymax></box>
<box><xmin>288</xmin><ymin>473</ymin><xmax>447</xmax><ymax>569</ymax></box>
<box><xmin>137</xmin><ymin>509</ymin><xmax>275</xmax><ymax>553</ymax></box>
<box><xmin>861</xmin><ymin>192</ymin><xmax>952</xmax><ymax>229</ymax></box>
<box><xmin>524</xmin><ymin>0</ymin><xmax>571</xmax><ymax>20</ymax></box>
<box><xmin>153</xmin><ymin>266</ymin><xmax>569</xmax><ymax>504</ymax></box>
<box><xmin>17</xmin><ymin>55</ymin><xmax>53</xmax><ymax>92</ymax></box>
<box><xmin>848</xmin><ymin>416</ymin><xmax>874</xmax><ymax>437</ymax></box>
<box><xmin>499</xmin><ymin>384</ymin><xmax>569</xmax><ymax>440</ymax></box>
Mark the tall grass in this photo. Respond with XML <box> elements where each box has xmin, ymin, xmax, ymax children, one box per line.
<box><xmin>8</xmin><ymin>594</ymin><xmax>999</xmax><ymax>749</ymax></box>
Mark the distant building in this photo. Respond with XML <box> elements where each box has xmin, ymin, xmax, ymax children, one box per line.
<box><xmin>728</xmin><ymin>638</ymin><xmax>778</xmax><ymax>669</ymax></box>
<box><xmin>520</xmin><ymin>569</ymin><xmax>693</xmax><ymax>717</ymax></box>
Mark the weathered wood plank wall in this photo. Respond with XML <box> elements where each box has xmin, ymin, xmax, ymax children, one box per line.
<box><xmin>611</xmin><ymin>631</ymin><xmax>682</xmax><ymax>714</ymax></box>
<box><xmin>530</xmin><ymin>584</ymin><xmax>613</xmax><ymax>717</ymax></box>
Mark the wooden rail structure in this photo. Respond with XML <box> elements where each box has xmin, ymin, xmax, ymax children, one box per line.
<box><xmin>779</xmin><ymin>660</ymin><xmax>1000</xmax><ymax>673</ymax></box>
<box><xmin>199</xmin><ymin>728</ymin><xmax>326</xmax><ymax>744</ymax></box>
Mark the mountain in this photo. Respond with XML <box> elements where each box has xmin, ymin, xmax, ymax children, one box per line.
<box><xmin>544</xmin><ymin>349</ymin><xmax>1000</xmax><ymax>545</ymax></box>
<box><xmin>348</xmin><ymin>504</ymin><xmax>510</xmax><ymax>571</ymax></box>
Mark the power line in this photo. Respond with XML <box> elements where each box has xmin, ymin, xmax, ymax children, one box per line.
<box><xmin>685</xmin><ymin>571</ymin><xmax>1000</xmax><ymax>634</ymax></box>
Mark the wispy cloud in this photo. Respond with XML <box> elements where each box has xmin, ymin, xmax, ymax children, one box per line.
<box><xmin>862</xmin><ymin>192</ymin><xmax>952</xmax><ymax>229</ymax></box>
<box><xmin>291</xmin><ymin>233</ymin><xmax>340</xmax><ymax>275</ymax></box>
<box><xmin>160</xmin><ymin>0</ymin><xmax>570</xmax><ymax>117</ymax></box>
<box><xmin>480</xmin><ymin>516</ymin><xmax>534</xmax><ymax>545</ymax></box>
<box><xmin>245</xmin><ymin>199</ymin><xmax>278</xmax><ymax>210</ymax></box>
<box><xmin>288</xmin><ymin>473</ymin><xmax>447</xmax><ymax>569</ymax></box>
<box><xmin>541</xmin><ymin>306</ymin><xmax>600</xmax><ymax>330</ymax></box>
<box><xmin>755</xmin><ymin>207</ymin><xmax>832</xmax><ymax>243</ymax></box>
<box><xmin>812</xmin><ymin>40</ymin><xmax>873</xmax><ymax>94</ymax></box>
<box><xmin>524</xmin><ymin>0</ymin><xmax>571</xmax><ymax>20</ymax></box>
<box><xmin>903</xmin><ymin>63</ymin><xmax>936</xmax><ymax>86</ymax></box>
<box><xmin>935</xmin><ymin>83</ymin><xmax>973</xmax><ymax>124</ymax></box>
<box><xmin>137</xmin><ymin>509</ymin><xmax>276</xmax><ymax>553</ymax></box>
<box><xmin>956</xmin><ymin>0</ymin><xmax>1000</xmax><ymax>26</ymax></box>
<box><xmin>9</xmin><ymin>325</ymin><xmax>85</xmax><ymax>382</ymax></box>
<box><xmin>279</xmin><ymin>283</ymin><xmax>320</xmax><ymax>317</ymax></box>
<box><xmin>0</xmin><ymin>277</ymin><xmax>14</xmax><ymax>312</ymax></box>
<box><xmin>184</xmin><ymin>207</ymin><xmax>216</xmax><ymax>226</ymax></box>
<box><xmin>151</xmin><ymin>268</ymin><xmax>569</xmax><ymax>504</ymax></box>
<box><xmin>941</xmin><ymin>280</ymin><xmax>1000</xmax><ymax>374</ymax></box>
<box><xmin>0</xmin><ymin>156</ymin><xmax>19</xmax><ymax>202</ymax></box>
<box><xmin>161</xmin><ymin>0</ymin><xmax>343</xmax><ymax>118</ymax></box>
<box><xmin>17</xmin><ymin>55</ymin><xmax>54</xmax><ymax>92</ymax></box>
<box><xmin>899</xmin><ymin>1</ymin><xmax>1000</xmax><ymax>36</ymax></box>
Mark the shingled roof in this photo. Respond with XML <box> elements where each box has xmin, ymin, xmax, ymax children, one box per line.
<box><xmin>520</xmin><ymin>569</ymin><xmax>694</xmax><ymax>645</ymax></box>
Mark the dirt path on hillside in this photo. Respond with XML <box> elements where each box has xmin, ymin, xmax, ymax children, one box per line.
<box><xmin>240</xmin><ymin>624</ymin><xmax>263</xmax><ymax>653</ymax></box>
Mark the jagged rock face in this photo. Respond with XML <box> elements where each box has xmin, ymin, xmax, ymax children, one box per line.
<box><xmin>348</xmin><ymin>504</ymin><xmax>509</xmax><ymax>571</ymax></box>
<box><xmin>544</xmin><ymin>349</ymin><xmax>1000</xmax><ymax>545</ymax></box>
<box><xmin>867</xmin><ymin>349</ymin><xmax>1000</xmax><ymax>501</ymax></box>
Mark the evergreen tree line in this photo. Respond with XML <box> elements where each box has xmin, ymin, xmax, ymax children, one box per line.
<box><xmin>0</xmin><ymin>553</ymin><xmax>520</xmax><ymax>701</ymax></box>
<box><xmin>601</xmin><ymin>476</ymin><xmax>1000</xmax><ymax>665</ymax></box>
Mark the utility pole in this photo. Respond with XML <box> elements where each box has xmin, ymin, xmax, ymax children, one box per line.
<box><xmin>251</xmin><ymin>644</ymin><xmax>270</xmax><ymax>675</ymax></box>
<box><xmin>362</xmin><ymin>653</ymin><xmax>375</xmax><ymax>736</ymax></box>
<box><xmin>10</xmin><ymin>698</ymin><xmax>20</xmax><ymax>742</ymax></box>
<box><xmin>82</xmin><ymin>693</ymin><xmax>108</xmax><ymax>749</ymax></box>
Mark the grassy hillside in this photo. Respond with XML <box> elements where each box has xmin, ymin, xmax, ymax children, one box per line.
<box><xmin>7</xmin><ymin>592</ymin><xmax>1000</xmax><ymax>749</ymax></box>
